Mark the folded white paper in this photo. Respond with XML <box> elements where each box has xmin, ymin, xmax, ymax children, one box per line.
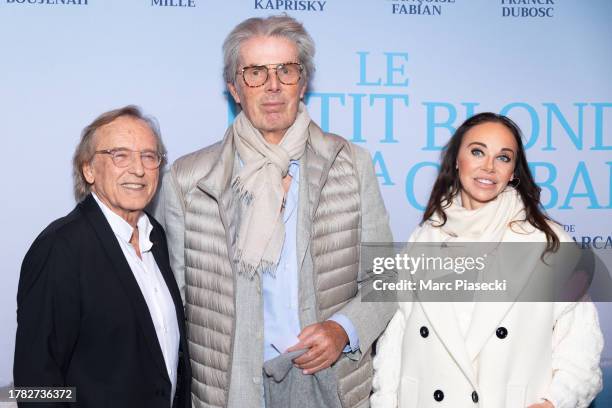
<box><xmin>271</xmin><ymin>334</ymin><xmax>301</xmax><ymax>355</ymax></box>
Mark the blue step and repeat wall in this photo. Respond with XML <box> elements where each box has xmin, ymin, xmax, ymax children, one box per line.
<box><xmin>1</xmin><ymin>0</ymin><xmax>611</xmax><ymax>403</ymax></box>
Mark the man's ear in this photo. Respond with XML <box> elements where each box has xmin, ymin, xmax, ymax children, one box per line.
<box><xmin>83</xmin><ymin>161</ymin><xmax>95</xmax><ymax>184</ymax></box>
<box><xmin>227</xmin><ymin>82</ymin><xmax>241</xmax><ymax>104</ymax></box>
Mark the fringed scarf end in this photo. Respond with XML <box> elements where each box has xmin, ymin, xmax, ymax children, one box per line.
<box><xmin>231</xmin><ymin>177</ymin><xmax>255</xmax><ymax>206</ymax></box>
<box><xmin>235</xmin><ymin>250</ymin><xmax>278</xmax><ymax>279</ymax></box>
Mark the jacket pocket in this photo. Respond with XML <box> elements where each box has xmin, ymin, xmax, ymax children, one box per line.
<box><xmin>398</xmin><ymin>376</ymin><xmax>419</xmax><ymax>408</ymax></box>
<box><xmin>505</xmin><ymin>384</ymin><xmax>526</xmax><ymax>408</ymax></box>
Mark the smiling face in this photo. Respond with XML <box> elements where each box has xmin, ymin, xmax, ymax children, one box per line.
<box><xmin>227</xmin><ymin>35</ymin><xmax>307</xmax><ymax>144</ymax></box>
<box><xmin>456</xmin><ymin>121</ymin><xmax>518</xmax><ymax>210</ymax></box>
<box><xmin>82</xmin><ymin>116</ymin><xmax>160</xmax><ymax>226</ymax></box>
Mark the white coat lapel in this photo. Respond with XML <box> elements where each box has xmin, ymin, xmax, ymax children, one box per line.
<box><xmin>465</xmin><ymin>244</ymin><xmax>543</xmax><ymax>360</ymax></box>
<box><xmin>409</xmin><ymin>238</ymin><xmax>477</xmax><ymax>387</ymax></box>
<box><xmin>419</xmin><ymin>301</ymin><xmax>478</xmax><ymax>388</ymax></box>
<box><xmin>464</xmin><ymin>301</ymin><xmax>514</xmax><ymax>362</ymax></box>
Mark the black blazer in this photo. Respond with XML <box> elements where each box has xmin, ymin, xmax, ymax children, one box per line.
<box><xmin>14</xmin><ymin>194</ymin><xmax>191</xmax><ymax>408</ymax></box>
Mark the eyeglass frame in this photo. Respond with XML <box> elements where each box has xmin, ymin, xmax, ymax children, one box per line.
<box><xmin>93</xmin><ymin>148</ymin><xmax>165</xmax><ymax>170</ymax></box>
<box><xmin>237</xmin><ymin>62</ymin><xmax>304</xmax><ymax>88</ymax></box>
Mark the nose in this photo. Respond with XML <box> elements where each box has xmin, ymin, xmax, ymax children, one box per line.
<box><xmin>265</xmin><ymin>68</ymin><xmax>281</xmax><ymax>92</ymax></box>
<box><xmin>128</xmin><ymin>152</ymin><xmax>145</xmax><ymax>176</ymax></box>
<box><xmin>482</xmin><ymin>156</ymin><xmax>495</xmax><ymax>173</ymax></box>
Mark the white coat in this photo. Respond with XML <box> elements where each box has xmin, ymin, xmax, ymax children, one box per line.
<box><xmin>371</xmin><ymin>224</ymin><xmax>603</xmax><ymax>408</ymax></box>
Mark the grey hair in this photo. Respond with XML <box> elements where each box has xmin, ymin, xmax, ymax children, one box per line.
<box><xmin>72</xmin><ymin>105</ymin><xmax>167</xmax><ymax>202</ymax></box>
<box><xmin>222</xmin><ymin>14</ymin><xmax>316</xmax><ymax>86</ymax></box>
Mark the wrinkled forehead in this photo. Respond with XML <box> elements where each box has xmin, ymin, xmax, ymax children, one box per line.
<box><xmin>238</xmin><ymin>35</ymin><xmax>299</xmax><ymax>67</ymax></box>
<box><xmin>94</xmin><ymin>116</ymin><xmax>157</xmax><ymax>149</ymax></box>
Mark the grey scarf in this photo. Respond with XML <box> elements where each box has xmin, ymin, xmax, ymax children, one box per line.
<box><xmin>231</xmin><ymin>102</ymin><xmax>311</xmax><ymax>278</ymax></box>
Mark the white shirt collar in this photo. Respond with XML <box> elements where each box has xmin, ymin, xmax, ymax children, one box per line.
<box><xmin>91</xmin><ymin>192</ymin><xmax>154</xmax><ymax>253</ymax></box>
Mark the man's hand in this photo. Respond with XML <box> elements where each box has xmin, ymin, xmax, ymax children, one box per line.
<box><xmin>527</xmin><ymin>401</ymin><xmax>554</xmax><ymax>408</ymax></box>
<box><xmin>286</xmin><ymin>320</ymin><xmax>349</xmax><ymax>375</ymax></box>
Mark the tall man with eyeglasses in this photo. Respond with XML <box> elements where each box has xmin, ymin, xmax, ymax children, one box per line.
<box><xmin>154</xmin><ymin>15</ymin><xmax>394</xmax><ymax>408</ymax></box>
<box><xmin>14</xmin><ymin>106</ymin><xmax>191</xmax><ymax>408</ymax></box>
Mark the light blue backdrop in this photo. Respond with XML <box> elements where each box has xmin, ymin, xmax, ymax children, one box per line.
<box><xmin>1</xmin><ymin>0</ymin><xmax>610</xmax><ymax>402</ymax></box>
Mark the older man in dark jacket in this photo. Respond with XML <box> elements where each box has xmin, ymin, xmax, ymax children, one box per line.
<box><xmin>14</xmin><ymin>106</ymin><xmax>191</xmax><ymax>408</ymax></box>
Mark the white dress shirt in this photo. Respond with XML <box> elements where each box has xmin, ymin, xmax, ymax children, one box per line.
<box><xmin>93</xmin><ymin>193</ymin><xmax>180</xmax><ymax>406</ymax></box>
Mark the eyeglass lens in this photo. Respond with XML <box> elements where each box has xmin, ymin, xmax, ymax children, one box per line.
<box><xmin>108</xmin><ymin>149</ymin><xmax>161</xmax><ymax>169</ymax></box>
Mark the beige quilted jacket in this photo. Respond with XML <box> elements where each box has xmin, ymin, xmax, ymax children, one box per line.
<box><xmin>154</xmin><ymin>122</ymin><xmax>396</xmax><ymax>408</ymax></box>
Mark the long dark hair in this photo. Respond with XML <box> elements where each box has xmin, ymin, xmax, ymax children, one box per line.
<box><xmin>422</xmin><ymin>112</ymin><xmax>560</xmax><ymax>253</ymax></box>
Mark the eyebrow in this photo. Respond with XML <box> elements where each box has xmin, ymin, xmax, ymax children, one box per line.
<box><xmin>467</xmin><ymin>142</ymin><xmax>515</xmax><ymax>155</ymax></box>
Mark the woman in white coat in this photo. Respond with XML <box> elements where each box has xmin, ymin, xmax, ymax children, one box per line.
<box><xmin>371</xmin><ymin>113</ymin><xmax>603</xmax><ymax>408</ymax></box>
